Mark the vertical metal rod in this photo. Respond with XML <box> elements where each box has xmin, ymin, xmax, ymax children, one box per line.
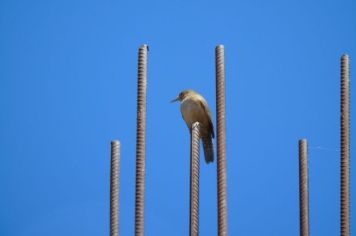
<box><xmin>215</xmin><ymin>45</ymin><xmax>228</xmax><ymax>236</ymax></box>
<box><xmin>340</xmin><ymin>54</ymin><xmax>350</xmax><ymax>236</ymax></box>
<box><xmin>299</xmin><ymin>139</ymin><xmax>309</xmax><ymax>236</ymax></box>
<box><xmin>135</xmin><ymin>44</ymin><xmax>148</xmax><ymax>236</ymax></box>
<box><xmin>110</xmin><ymin>140</ymin><xmax>120</xmax><ymax>236</ymax></box>
<box><xmin>190</xmin><ymin>122</ymin><xmax>201</xmax><ymax>236</ymax></box>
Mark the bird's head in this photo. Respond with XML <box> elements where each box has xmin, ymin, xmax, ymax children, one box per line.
<box><xmin>171</xmin><ymin>90</ymin><xmax>197</xmax><ymax>103</ymax></box>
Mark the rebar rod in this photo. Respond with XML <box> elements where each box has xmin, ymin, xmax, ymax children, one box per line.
<box><xmin>110</xmin><ymin>140</ymin><xmax>120</xmax><ymax>236</ymax></box>
<box><xmin>299</xmin><ymin>139</ymin><xmax>309</xmax><ymax>236</ymax></box>
<box><xmin>135</xmin><ymin>44</ymin><xmax>148</xmax><ymax>236</ymax></box>
<box><xmin>215</xmin><ymin>45</ymin><xmax>228</xmax><ymax>236</ymax></box>
<box><xmin>340</xmin><ymin>54</ymin><xmax>351</xmax><ymax>236</ymax></box>
<box><xmin>190</xmin><ymin>122</ymin><xmax>201</xmax><ymax>236</ymax></box>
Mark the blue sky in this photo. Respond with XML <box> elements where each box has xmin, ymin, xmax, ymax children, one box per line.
<box><xmin>0</xmin><ymin>0</ymin><xmax>355</xmax><ymax>235</ymax></box>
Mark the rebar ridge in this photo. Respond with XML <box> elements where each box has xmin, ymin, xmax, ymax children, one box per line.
<box><xmin>215</xmin><ymin>45</ymin><xmax>228</xmax><ymax>236</ymax></box>
<box><xmin>135</xmin><ymin>44</ymin><xmax>148</xmax><ymax>236</ymax></box>
<box><xmin>110</xmin><ymin>140</ymin><xmax>120</xmax><ymax>236</ymax></box>
<box><xmin>190</xmin><ymin>122</ymin><xmax>201</xmax><ymax>236</ymax></box>
<box><xmin>299</xmin><ymin>139</ymin><xmax>309</xmax><ymax>236</ymax></box>
<box><xmin>340</xmin><ymin>54</ymin><xmax>351</xmax><ymax>236</ymax></box>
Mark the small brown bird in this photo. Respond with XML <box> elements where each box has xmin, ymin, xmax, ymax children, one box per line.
<box><xmin>171</xmin><ymin>90</ymin><xmax>215</xmax><ymax>163</ymax></box>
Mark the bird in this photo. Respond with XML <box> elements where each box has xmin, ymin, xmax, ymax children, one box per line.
<box><xmin>171</xmin><ymin>89</ymin><xmax>215</xmax><ymax>163</ymax></box>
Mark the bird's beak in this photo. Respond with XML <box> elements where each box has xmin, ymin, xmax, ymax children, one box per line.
<box><xmin>170</xmin><ymin>97</ymin><xmax>180</xmax><ymax>103</ymax></box>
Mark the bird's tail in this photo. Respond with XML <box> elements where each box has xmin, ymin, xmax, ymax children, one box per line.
<box><xmin>202</xmin><ymin>136</ymin><xmax>214</xmax><ymax>164</ymax></box>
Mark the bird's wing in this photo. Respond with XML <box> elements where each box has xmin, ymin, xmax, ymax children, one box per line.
<box><xmin>198</xmin><ymin>99</ymin><xmax>215</xmax><ymax>138</ymax></box>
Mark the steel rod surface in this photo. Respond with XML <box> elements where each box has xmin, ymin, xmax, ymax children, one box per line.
<box><xmin>110</xmin><ymin>140</ymin><xmax>120</xmax><ymax>236</ymax></box>
<box><xmin>299</xmin><ymin>139</ymin><xmax>309</xmax><ymax>236</ymax></box>
<box><xmin>135</xmin><ymin>44</ymin><xmax>148</xmax><ymax>236</ymax></box>
<box><xmin>340</xmin><ymin>54</ymin><xmax>351</xmax><ymax>236</ymax></box>
<box><xmin>190</xmin><ymin>122</ymin><xmax>201</xmax><ymax>236</ymax></box>
<box><xmin>215</xmin><ymin>45</ymin><xmax>228</xmax><ymax>236</ymax></box>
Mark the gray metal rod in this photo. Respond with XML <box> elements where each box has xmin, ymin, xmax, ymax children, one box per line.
<box><xmin>190</xmin><ymin>122</ymin><xmax>200</xmax><ymax>236</ymax></box>
<box><xmin>215</xmin><ymin>45</ymin><xmax>228</xmax><ymax>236</ymax></box>
<box><xmin>110</xmin><ymin>140</ymin><xmax>120</xmax><ymax>236</ymax></box>
<box><xmin>340</xmin><ymin>54</ymin><xmax>350</xmax><ymax>236</ymax></box>
<box><xmin>299</xmin><ymin>139</ymin><xmax>309</xmax><ymax>236</ymax></box>
<box><xmin>135</xmin><ymin>44</ymin><xmax>148</xmax><ymax>236</ymax></box>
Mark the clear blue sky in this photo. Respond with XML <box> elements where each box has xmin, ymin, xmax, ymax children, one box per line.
<box><xmin>0</xmin><ymin>0</ymin><xmax>355</xmax><ymax>235</ymax></box>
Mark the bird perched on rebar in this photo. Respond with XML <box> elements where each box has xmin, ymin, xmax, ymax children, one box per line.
<box><xmin>171</xmin><ymin>89</ymin><xmax>215</xmax><ymax>163</ymax></box>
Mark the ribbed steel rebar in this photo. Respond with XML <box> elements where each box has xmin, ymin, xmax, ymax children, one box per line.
<box><xmin>299</xmin><ymin>139</ymin><xmax>309</xmax><ymax>236</ymax></box>
<box><xmin>215</xmin><ymin>45</ymin><xmax>228</xmax><ymax>236</ymax></box>
<box><xmin>135</xmin><ymin>44</ymin><xmax>148</xmax><ymax>236</ymax></box>
<box><xmin>110</xmin><ymin>140</ymin><xmax>120</xmax><ymax>236</ymax></box>
<box><xmin>340</xmin><ymin>54</ymin><xmax>350</xmax><ymax>236</ymax></box>
<box><xmin>190</xmin><ymin>122</ymin><xmax>201</xmax><ymax>236</ymax></box>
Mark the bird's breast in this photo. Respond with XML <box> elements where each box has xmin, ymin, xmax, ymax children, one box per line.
<box><xmin>180</xmin><ymin>99</ymin><xmax>206</xmax><ymax>128</ymax></box>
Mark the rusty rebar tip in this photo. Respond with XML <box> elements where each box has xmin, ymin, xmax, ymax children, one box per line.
<box><xmin>341</xmin><ymin>54</ymin><xmax>350</xmax><ymax>60</ymax></box>
<box><xmin>192</xmin><ymin>122</ymin><xmax>200</xmax><ymax>130</ymax></box>
<box><xmin>299</xmin><ymin>138</ymin><xmax>307</xmax><ymax>144</ymax></box>
<box><xmin>216</xmin><ymin>45</ymin><xmax>225</xmax><ymax>50</ymax></box>
<box><xmin>111</xmin><ymin>140</ymin><xmax>120</xmax><ymax>145</ymax></box>
<box><xmin>140</xmin><ymin>44</ymin><xmax>149</xmax><ymax>51</ymax></box>
<box><xmin>299</xmin><ymin>138</ymin><xmax>308</xmax><ymax>144</ymax></box>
